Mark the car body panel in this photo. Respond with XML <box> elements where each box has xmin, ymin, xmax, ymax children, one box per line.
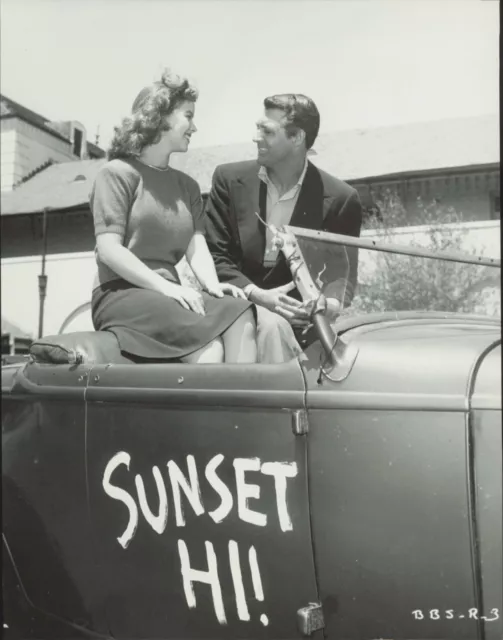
<box><xmin>470</xmin><ymin>343</ymin><xmax>502</xmax><ymax>640</ymax></box>
<box><xmin>84</xmin><ymin>360</ymin><xmax>321</xmax><ymax>639</ymax></box>
<box><xmin>2</xmin><ymin>315</ymin><xmax>501</xmax><ymax>639</ymax></box>
<box><xmin>2</xmin><ymin>363</ymin><xmax>110</xmax><ymax>635</ymax></box>
<box><xmin>302</xmin><ymin>319</ymin><xmax>501</xmax><ymax>639</ymax></box>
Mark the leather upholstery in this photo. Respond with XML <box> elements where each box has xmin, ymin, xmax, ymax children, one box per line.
<box><xmin>30</xmin><ymin>331</ymin><xmax>136</xmax><ymax>365</ymax></box>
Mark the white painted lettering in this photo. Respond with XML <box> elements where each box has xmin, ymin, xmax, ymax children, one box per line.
<box><xmin>229</xmin><ymin>541</ymin><xmax>250</xmax><ymax>621</ymax></box>
<box><xmin>248</xmin><ymin>545</ymin><xmax>264</xmax><ymax>602</ymax></box>
<box><xmin>102</xmin><ymin>451</ymin><xmax>138</xmax><ymax>549</ymax></box>
<box><xmin>205</xmin><ymin>454</ymin><xmax>233</xmax><ymax>524</ymax></box>
<box><xmin>468</xmin><ymin>608</ymin><xmax>478</xmax><ymax>620</ymax></box>
<box><xmin>135</xmin><ymin>466</ymin><xmax>168</xmax><ymax>534</ymax></box>
<box><xmin>261</xmin><ymin>461</ymin><xmax>298</xmax><ymax>531</ymax></box>
<box><xmin>178</xmin><ymin>539</ymin><xmax>227</xmax><ymax>625</ymax></box>
<box><xmin>233</xmin><ymin>458</ymin><xmax>267</xmax><ymax>527</ymax></box>
<box><xmin>167</xmin><ymin>456</ymin><xmax>204</xmax><ymax>527</ymax></box>
<box><xmin>249</xmin><ymin>545</ymin><xmax>269</xmax><ymax>625</ymax></box>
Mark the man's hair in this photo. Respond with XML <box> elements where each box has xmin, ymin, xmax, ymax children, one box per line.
<box><xmin>263</xmin><ymin>93</ymin><xmax>320</xmax><ymax>149</ymax></box>
<box><xmin>108</xmin><ymin>69</ymin><xmax>198</xmax><ymax>160</ymax></box>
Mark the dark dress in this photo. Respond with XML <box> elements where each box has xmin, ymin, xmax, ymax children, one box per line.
<box><xmin>90</xmin><ymin>158</ymin><xmax>253</xmax><ymax>360</ymax></box>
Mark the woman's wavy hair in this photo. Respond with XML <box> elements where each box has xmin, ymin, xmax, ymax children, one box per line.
<box><xmin>108</xmin><ymin>69</ymin><xmax>198</xmax><ymax>160</ymax></box>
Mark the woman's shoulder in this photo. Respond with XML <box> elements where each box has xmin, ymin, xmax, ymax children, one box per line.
<box><xmin>97</xmin><ymin>158</ymin><xmax>140</xmax><ymax>181</ymax></box>
<box><xmin>91</xmin><ymin>158</ymin><xmax>141</xmax><ymax>201</ymax></box>
<box><xmin>169</xmin><ymin>167</ymin><xmax>200</xmax><ymax>194</ymax></box>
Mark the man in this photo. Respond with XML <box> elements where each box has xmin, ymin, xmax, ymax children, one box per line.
<box><xmin>205</xmin><ymin>93</ymin><xmax>363</xmax><ymax>363</ymax></box>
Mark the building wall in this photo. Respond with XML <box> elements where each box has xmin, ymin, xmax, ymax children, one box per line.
<box><xmin>355</xmin><ymin>169</ymin><xmax>500</xmax><ymax>224</ymax></box>
<box><xmin>1</xmin><ymin>221</ymin><xmax>499</xmax><ymax>338</ymax></box>
<box><xmin>1</xmin><ymin>210</ymin><xmax>95</xmax><ymax>259</ymax></box>
<box><xmin>0</xmin><ymin>118</ymin><xmax>76</xmax><ymax>191</ymax></box>
<box><xmin>1</xmin><ymin>251</ymin><xmax>98</xmax><ymax>337</ymax></box>
<box><xmin>15</xmin><ymin>119</ymin><xmax>77</xmax><ymax>183</ymax></box>
<box><xmin>0</xmin><ymin>125</ymin><xmax>18</xmax><ymax>191</ymax></box>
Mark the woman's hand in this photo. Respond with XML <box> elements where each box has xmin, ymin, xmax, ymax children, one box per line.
<box><xmin>205</xmin><ymin>283</ymin><xmax>247</xmax><ymax>300</ymax></box>
<box><xmin>158</xmin><ymin>280</ymin><xmax>206</xmax><ymax>315</ymax></box>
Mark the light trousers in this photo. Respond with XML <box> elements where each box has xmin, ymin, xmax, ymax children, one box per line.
<box><xmin>255</xmin><ymin>305</ymin><xmax>304</xmax><ymax>364</ymax></box>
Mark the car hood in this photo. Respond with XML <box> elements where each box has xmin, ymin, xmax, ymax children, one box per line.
<box><xmin>304</xmin><ymin>313</ymin><xmax>501</xmax><ymax>407</ymax></box>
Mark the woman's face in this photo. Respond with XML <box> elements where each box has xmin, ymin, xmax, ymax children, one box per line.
<box><xmin>162</xmin><ymin>100</ymin><xmax>197</xmax><ymax>153</ymax></box>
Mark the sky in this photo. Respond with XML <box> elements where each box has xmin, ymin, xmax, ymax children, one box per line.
<box><xmin>0</xmin><ymin>0</ymin><xmax>499</xmax><ymax>151</ymax></box>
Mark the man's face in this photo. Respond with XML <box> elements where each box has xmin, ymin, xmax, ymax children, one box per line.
<box><xmin>253</xmin><ymin>108</ymin><xmax>296</xmax><ymax>167</ymax></box>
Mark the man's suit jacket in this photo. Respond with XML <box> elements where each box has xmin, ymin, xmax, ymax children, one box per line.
<box><xmin>204</xmin><ymin>159</ymin><xmax>363</xmax><ymax>305</ymax></box>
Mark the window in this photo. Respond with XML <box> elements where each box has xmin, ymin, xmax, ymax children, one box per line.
<box><xmin>73</xmin><ymin>128</ymin><xmax>83</xmax><ymax>157</ymax></box>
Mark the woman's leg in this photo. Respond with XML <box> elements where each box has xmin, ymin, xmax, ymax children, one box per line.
<box><xmin>181</xmin><ymin>337</ymin><xmax>224</xmax><ymax>364</ymax></box>
<box><xmin>221</xmin><ymin>309</ymin><xmax>257</xmax><ymax>363</ymax></box>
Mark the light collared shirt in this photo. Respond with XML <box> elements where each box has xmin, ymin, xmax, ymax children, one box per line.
<box><xmin>243</xmin><ymin>158</ymin><xmax>308</xmax><ymax>300</ymax></box>
<box><xmin>258</xmin><ymin>158</ymin><xmax>309</xmax><ymax>266</ymax></box>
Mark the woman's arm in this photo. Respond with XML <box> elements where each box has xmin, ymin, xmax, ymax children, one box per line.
<box><xmin>186</xmin><ymin>232</ymin><xmax>246</xmax><ymax>299</ymax></box>
<box><xmin>185</xmin><ymin>232</ymin><xmax>221</xmax><ymax>291</ymax></box>
<box><xmin>97</xmin><ymin>233</ymin><xmax>173</xmax><ymax>293</ymax></box>
<box><xmin>97</xmin><ymin>234</ymin><xmax>205</xmax><ymax>314</ymax></box>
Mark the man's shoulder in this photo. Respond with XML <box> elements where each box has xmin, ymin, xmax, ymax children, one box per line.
<box><xmin>213</xmin><ymin>160</ymin><xmax>259</xmax><ymax>182</ymax></box>
<box><xmin>311</xmin><ymin>162</ymin><xmax>356</xmax><ymax>199</ymax></box>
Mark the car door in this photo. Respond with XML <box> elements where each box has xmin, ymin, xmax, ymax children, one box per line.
<box><xmin>2</xmin><ymin>361</ymin><xmax>109</xmax><ymax>635</ymax></box>
<box><xmin>302</xmin><ymin>321</ymin><xmax>500</xmax><ymax>640</ymax></box>
<box><xmin>469</xmin><ymin>342</ymin><xmax>502</xmax><ymax>640</ymax></box>
<box><xmin>84</xmin><ymin>359</ymin><xmax>322</xmax><ymax>639</ymax></box>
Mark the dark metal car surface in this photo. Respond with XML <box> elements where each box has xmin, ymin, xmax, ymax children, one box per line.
<box><xmin>2</xmin><ymin>312</ymin><xmax>501</xmax><ymax>639</ymax></box>
<box><xmin>302</xmin><ymin>315</ymin><xmax>501</xmax><ymax>640</ymax></box>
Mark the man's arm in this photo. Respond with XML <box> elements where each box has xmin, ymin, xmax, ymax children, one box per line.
<box><xmin>204</xmin><ymin>166</ymin><xmax>253</xmax><ymax>289</ymax></box>
<box><xmin>323</xmin><ymin>188</ymin><xmax>363</xmax><ymax>308</ymax></box>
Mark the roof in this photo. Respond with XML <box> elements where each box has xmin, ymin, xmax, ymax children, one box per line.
<box><xmin>1</xmin><ymin>159</ymin><xmax>107</xmax><ymax>216</ymax></box>
<box><xmin>1</xmin><ymin>316</ymin><xmax>32</xmax><ymax>338</ymax></box>
<box><xmin>1</xmin><ymin>114</ymin><xmax>498</xmax><ymax>216</ymax></box>
<box><xmin>1</xmin><ymin>95</ymin><xmax>51</xmax><ymax>129</ymax></box>
<box><xmin>0</xmin><ymin>94</ymin><xmax>106</xmax><ymax>158</ymax></box>
<box><xmin>169</xmin><ymin>114</ymin><xmax>499</xmax><ymax>190</ymax></box>
<box><xmin>1</xmin><ymin>94</ymin><xmax>69</xmax><ymax>143</ymax></box>
<box><xmin>311</xmin><ymin>114</ymin><xmax>499</xmax><ymax>182</ymax></box>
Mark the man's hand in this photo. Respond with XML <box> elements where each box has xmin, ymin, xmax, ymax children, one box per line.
<box><xmin>249</xmin><ymin>282</ymin><xmax>310</xmax><ymax>322</ymax></box>
<box><xmin>293</xmin><ymin>298</ymin><xmax>341</xmax><ymax>330</ymax></box>
<box><xmin>326</xmin><ymin>297</ymin><xmax>342</xmax><ymax>322</ymax></box>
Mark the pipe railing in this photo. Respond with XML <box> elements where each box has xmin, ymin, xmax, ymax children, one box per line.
<box><xmin>288</xmin><ymin>226</ymin><xmax>500</xmax><ymax>269</ymax></box>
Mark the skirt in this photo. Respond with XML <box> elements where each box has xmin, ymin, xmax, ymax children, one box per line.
<box><xmin>91</xmin><ymin>279</ymin><xmax>254</xmax><ymax>360</ymax></box>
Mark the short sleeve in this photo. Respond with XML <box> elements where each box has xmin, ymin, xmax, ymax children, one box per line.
<box><xmin>90</xmin><ymin>161</ymin><xmax>136</xmax><ymax>239</ymax></box>
<box><xmin>187</xmin><ymin>177</ymin><xmax>205</xmax><ymax>233</ymax></box>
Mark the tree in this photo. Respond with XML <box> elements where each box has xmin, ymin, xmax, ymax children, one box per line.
<box><xmin>346</xmin><ymin>190</ymin><xmax>500</xmax><ymax>316</ymax></box>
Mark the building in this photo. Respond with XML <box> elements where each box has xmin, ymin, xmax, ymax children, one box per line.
<box><xmin>1</xmin><ymin>111</ymin><xmax>499</xmax><ymax>338</ymax></box>
<box><xmin>0</xmin><ymin>94</ymin><xmax>105</xmax><ymax>192</ymax></box>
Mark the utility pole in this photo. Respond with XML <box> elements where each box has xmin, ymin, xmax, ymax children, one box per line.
<box><xmin>37</xmin><ymin>208</ymin><xmax>49</xmax><ymax>339</ymax></box>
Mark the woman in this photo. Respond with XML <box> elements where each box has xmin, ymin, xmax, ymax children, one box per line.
<box><xmin>90</xmin><ymin>69</ymin><xmax>256</xmax><ymax>364</ymax></box>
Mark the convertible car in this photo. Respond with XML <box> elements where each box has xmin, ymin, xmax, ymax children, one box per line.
<box><xmin>2</xmin><ymin>228</ymin><xmax>501</xmax><ymax>640</ymax></box>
